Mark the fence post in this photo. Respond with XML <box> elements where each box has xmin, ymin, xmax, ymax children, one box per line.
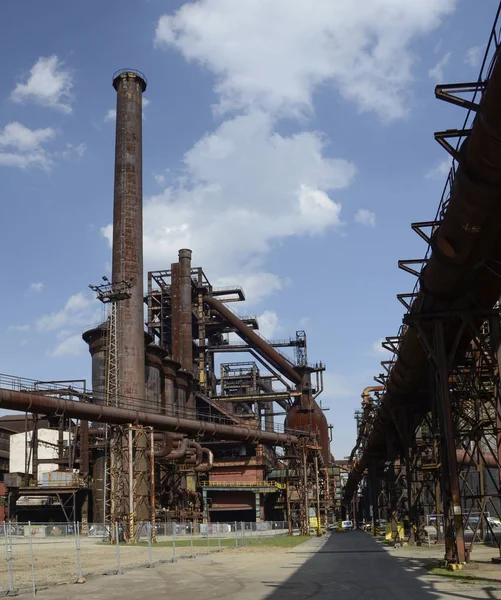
<box><xmin>28</xmin><ymin>521</ymin><xmax>36</xmax><ymax>596</ymax></box>
<box><xmin>235</xmin><ymin>521</ymin><xmax>238</xmax><ymax>547</ymax></box>
<box><xmin>207</xmin><ymin>524</ymin><xmax>210</xmax><ymax>552</ymax></box>
<box><xmin>218</xmin><ymin>524</ymin><xmax>221</xmax><ymax>552</ymax></box>
<box><xmin>172</xmin><ymin>524</ymin><xmax>176</xmax><ymax>562</ymax></box>
<box><xmin>4</xmin><ymin>522</ymin><xmax>15</xmax><ymax>594</ymax></box>
<box><xmin>115</xmin><ymin>522</ymin><xmax>121</xmax><ymax>574</ymax></box>
<box><xmin>74</xmin><ymin>521</ymin><xmax>84</xmax><ymax>582</ymax></box>
<box><xmin>241</xmin><ymin>521</ymin><xmax>245</xmax><ymax>546</ymax></box>
<box><xmin>147</xmin><ymin>522</ymin><xmax>153</xmax><ymax>567</ymax></box>
<box><xmin>190</xmin><ymin>524</ymin><xmax>194</xmax><ymax>558</ymax></box>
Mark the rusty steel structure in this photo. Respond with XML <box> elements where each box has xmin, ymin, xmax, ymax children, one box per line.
<box><xmin>345</xmin><ymin>6</ymin><xmax>501</xmax><ymax>565</ymax></box>
<box><xmin>0</xmin><ymin>68</ymin><xmax>336</xmax><ymax>535</ymax></box>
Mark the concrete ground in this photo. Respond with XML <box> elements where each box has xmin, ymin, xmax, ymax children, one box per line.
<box><xmin>36</xmin><ymin>531</ymin><xmax>501</xmax><ymax>599</ymax></box>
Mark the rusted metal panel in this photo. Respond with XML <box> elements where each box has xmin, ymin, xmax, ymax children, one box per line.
<box><xmin>209</xmin><ymin>467</ymin><xmax>265</xmax><ymax>483</ymax></box>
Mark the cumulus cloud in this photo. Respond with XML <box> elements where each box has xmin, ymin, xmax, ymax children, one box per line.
<box><xmin>50</xmin><ymin>333</ymin><xmax>86</xmax><ymax>357</ymax></box>
<box><xmin>465</xmin><ymin>45</ymin><xmax>484</xmax><ymax>68</ymax></box>
<box><xmin>257</xmin><ymin>310</ymin><xmax>279</xmax><ymax>340</ymax></box>
<box><xmin>0</xmin><ymin>122</ymin><xmax>55</xmax><ymax>151</ymax></box>
<box><xmin>354</xmin><ymin>208</ymin><xmax>375</xmax><ymax>227</ymax></box>
<box><xmin>11</xmin><ymin>56</ymin><xmax>73</xmax><ymax>113</ymax></box>
<box><xmin>147</xmin><ymin>0</ymin><xmax>457</xmax><ymax>309</ymax></box>
<box><xmin>36</xmin><ymin>293</ymin><xmax>95</xmax><ymax>332</ymax></box>
<box><xmin>0</xmin><ymin>121</ymin><xmax>56</xmax><ymax>170</ymax></box>
<box><xmin>214</xmin><ymin>272</ymin><xmax>284</xmax><ymax>306</ymax></box>
<box><xmin>28</xmin><ymin>282</ymin><xmax>44</xmax><ymax>294</ymax></box>
<box><xmin>428</xmin><ymin>51</ymin><xmax>451</xmax><ymax>82</ymax></box>
<box><xmin>426</xmin><ymin>157</ymin><xmax>452</xmax><ymax>180</ymax></box>
<box><xmin>102</xmin><ymin>112</ymin><xmax>354</xmax><ymax>302</ymax></box>
<box><xmin>156</xmin><ymin>0</ymin><xmax>456</xmax><ymax>121</ymax></box>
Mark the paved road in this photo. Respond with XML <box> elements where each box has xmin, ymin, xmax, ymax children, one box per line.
<box><xmin>37</xmin><ymin>531</ymin><xmax>501</xmax><ymax>599</ymax></box>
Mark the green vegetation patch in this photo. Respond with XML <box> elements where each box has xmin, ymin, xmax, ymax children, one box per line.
<box><xmin>118</xmin><ymin>535</ymin><xmax>311</xmax><ymax>548</ymax></box>
<box><xmin>424</xmin><ymin>563</ymin><xmax>487</xmax><ymax>582</ymax></box>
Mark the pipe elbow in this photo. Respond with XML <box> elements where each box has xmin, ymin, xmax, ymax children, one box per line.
<box><xmin>194</xmin><ymin>448</ymin><xmax>214</xmax><ymax>472</ymax></box>
<box><xmin>166</xmin><ymin>437</ymin><xmax>189</xmax><ymax>459</ymax></box>
<box><xmin>147</xmin><ymin>432</ymin><xmax>175</xmax><ymax>458</ymax></box>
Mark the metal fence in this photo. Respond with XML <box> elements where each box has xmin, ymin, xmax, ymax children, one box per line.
<box><xmin>0</xmin><ymin>520</ymin><xmax>289</xmax><ymax>596</ymax></box>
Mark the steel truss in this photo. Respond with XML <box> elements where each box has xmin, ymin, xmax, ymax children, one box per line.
<box><xmin>373</xmin><ymin>310</ymin><xmax>501</xmax><ymax>561</ymax></box>
<box><xmin>109</xmin><ymin>424</ymin><xmax>153</xmax><ymax>542</ymax></box>
<box><xmin>283</xmin><ymin>440</ymin><xmax>329</xmax><ymax>536</ymax></box>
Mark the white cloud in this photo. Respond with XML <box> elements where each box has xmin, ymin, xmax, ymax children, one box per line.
<box><xmin>428</xmin><ymin>51</ymin><xmax>451</xmax><ymax>82</ymax></box>
<box><xmin>214</xmin><ymin>272</ymin><xmax>283</xmax><ymax>306</ymax></box>
<box><xmin>28</xmin><ymin>282</ymin><xmax>44</xmax><ymax>294</ymax></box>
<box><xmin>156</xmin><ymin>0</ymin><xmax>456</xmax><ymax>121</ymax></box>
<box><xmin>257</xmin><ymin>310</ymin><xmax>279</xmax><ymax>339</ymax></box>
<box><xmin>102</xmin><ymin>112</ymin><xmax>355</xmax><ymax>302</ymax></box>
<box><xmin>7</xmin><ymin>324</ymin><xmax>30</xmax><ymax>333</ymax></box>
<box><xmin>61</xmin><ymin>142</ymin><xmax>86</xmax><ymax>158</ymax></box>
<box><xmin>465</xmin><ymin>45</ymin><xmax>484</xmax><ymax>68</ymax></box>
<box><xmin>154</xmin><ymin>173</ymin><xmax>165</xmax><ymax>185</ymax></box>
<box><xmin>36</xmin><ymin>293</ymin><xmax>95</xmax><ymax>332</ymax></box>
<box><xmin>104</xmin><ymin>109</ymin><xmax>116</xmax><ymax>123</ymax></box>
<box><xmin>354</xmin><ymin>208</ymin><xmax>375</xmax><ymax>227</ymax></box>
<box><xmin>50</xmin><ymin>333</ymin><xmax>86</xmax><ymax>357</ymax></box>
<box><xmin>11</xmin><ymin>56</ymin><xmax>73</xmax><ymax>113</ymax></box>
<box><xmin>372</xmin><ymin>338</ymin><xmax>389</xmax><ymax>356</ymax></box>
<box><xmin>426</xmin><ymin>157</ymin><xmax>452</xmax><ymax>180</ymax></box>
<box><xmin>0</xmin><ymin>122</ymin><xmax>55</xmax><ymax>151</ymax></box>
<box><xmin>0</xmin><ymin>122</ymin><xmax>55</xmax><ymax>170</ymax></box>
<box><xmin>0</xmin><ymin>152</ymin><xmax>50</xmax><ymax>170</ymax></box>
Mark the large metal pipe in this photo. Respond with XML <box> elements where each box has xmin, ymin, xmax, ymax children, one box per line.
<box><xmin>0</xmin><ymin>388</ymin><xmax>298</xmax><ymax>445</ymax></box>
<box><xmin>346</xmin><ymin>48</ymin><xmax>501</xmax><ymax>500</ymax></box>
<box><xmin>203</xmin><ymin>296</ymin><xmax>302</xmax><ymax>385</ymax></box>
<box><xmin>194</xmin><ymin>448</ymin><xmax>213</xmax><ymax>472</ymax></box>
<box><xmin>112</xmin><ymin>69</ymin><xmax>147</xmax><ymax>405</ymax></box>
<box><xmin>166</xmin><ymin>437</ymin><xmax>189</xmax><ymax>459</ymax></box>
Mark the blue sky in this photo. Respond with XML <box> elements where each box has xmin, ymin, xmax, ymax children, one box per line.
<box><xmin>0</xmin><ymin>0</ymin><xmax>497</xmax><ymax>459</ymax></box>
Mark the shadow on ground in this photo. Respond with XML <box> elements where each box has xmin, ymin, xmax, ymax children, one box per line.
<box><xmin>260</xmin><ymin>530</ymin><xmax>501</xmax><ymax>600</ymax></box>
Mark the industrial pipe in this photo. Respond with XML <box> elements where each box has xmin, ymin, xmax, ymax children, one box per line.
<box><xmin>203</xmin><ymin>296</ymin><xmax>302</xmax><ymax>385</ymax></box>
<box><xmin>456</xmin><ymin>448</ymin><xmax>498</xmax><ymax>468</ymax></box>
<box><xmin>167</xmin><ymin>437</ymin><xmax>189</xmax><ymax>460</ymax></box>
<box><xmin>346</xmin><ymin>48</ymin><xmax>501</xmax><ymax>500</ymax></box>
<box><xmin>0</xmin><ymin>388</ymin><xmax>298</xmax><ymax>445</ymax></box>
<box><xmin>194</xmin><ymin>448</ymin><xmax>214</xmax><ymax>472</ymax></box>
<box><xmin>361</xmin><ymin>386</ymin><xmax>384</xmax><ymax>400</ymax></box>
<box><xmin>187</xmin><ymin>440</ymin><xmax>203</xmax><ymax>465</ymax></box>
<box><xmin>148</xmin><ymin>432</ymin><xmax>174</xmax><ymax>458</ymax></box>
